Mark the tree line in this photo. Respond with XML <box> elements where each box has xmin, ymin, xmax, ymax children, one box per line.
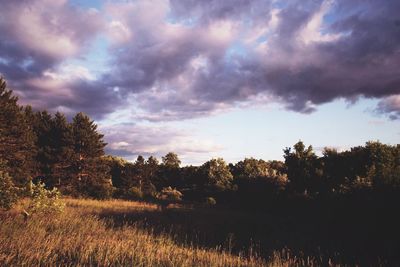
<box><xmin>1</xmin><ymin>77</ymin><xmax>400</xmax><ymax>207</ymax></box>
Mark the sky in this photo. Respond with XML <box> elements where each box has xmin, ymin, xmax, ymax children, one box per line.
<box><xmin>0</xmin><ymin>0</ymin><xmax>399</xmax><ymax>165</ymax></box>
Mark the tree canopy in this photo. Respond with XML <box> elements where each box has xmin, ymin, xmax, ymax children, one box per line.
<box><xmin>0</xmin><ymin>76</ymin><xmax>399</xmax><ymax>205</ymax></box>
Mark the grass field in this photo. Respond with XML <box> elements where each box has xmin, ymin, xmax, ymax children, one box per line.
<box><xmin>0</xmin><ymin>198</ymin><xmax>339</xmax><ymax>266</ymax></box>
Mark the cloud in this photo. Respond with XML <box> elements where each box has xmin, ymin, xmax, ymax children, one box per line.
<box><xmin>100</xmin><ymin>123</ymin><xmax>223</xmax><ymax>165</ymax></box>
<box><xmin>0</xmin><ymin>0</ymin><xmax>103</xmax><ymax>66</ymax></box>
<box><xmin>298</xmin><ymin>0</ymin><xmax>342</xmax><ymax>44</ymax></box>
<box><xmin>0</xmin><ymin>0</ymin><xmax>120</xmax><ymax>119</ymax></box>
<box><xmin>1</xmin><ymin>0</ymin><xmax>400</xmax><ymax>121</ymax></box>
<box><xmin>376</xmin><ymin>95</ymin><xmax>400</xmax><ymax>120</ymax></box>
<box><xmin>101</xmin><ymin>0</ymin><xmax>400</xmax><ymax>120</ymax></box>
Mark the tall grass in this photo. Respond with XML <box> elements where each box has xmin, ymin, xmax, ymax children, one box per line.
<box><xmin>0</xmin><ymin>199</ymin><xmax>262</xmax><ymax>266</ymax></box>
<box><xmin>0</xmin><ymin>198</ymin><xmax>341</xmax><ymax>266</ymax></box>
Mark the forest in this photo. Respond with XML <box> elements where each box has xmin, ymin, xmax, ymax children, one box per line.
<box><xmin>1</xmin><ymin>76</ymin><xmax>400</xmax><ymax>266</ymax></box>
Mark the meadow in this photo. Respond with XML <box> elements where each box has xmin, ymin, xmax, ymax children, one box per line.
<box><xmin>2</xmin><ymin>78</ymin><xmax>399</xmax><ymax>266</ymax></box>
<box><xmin>0</xmin><ymin>198</ymin><xmax>342</xmax><ymax>267</ymax></box>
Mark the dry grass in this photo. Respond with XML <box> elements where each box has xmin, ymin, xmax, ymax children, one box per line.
<box><xmin>66</xmin><ymin>198</ymin><xmax>159</xmax><ymax>214</ymax></box>
<box><xmin>0</xmin><ymin>198</ymin><xmax>341</xmax><ymax>266</ymax></box>
<box><xmin>0</xmin><ymin>198</ymin><xmax>265</xmax><ymax>266</ymax></box>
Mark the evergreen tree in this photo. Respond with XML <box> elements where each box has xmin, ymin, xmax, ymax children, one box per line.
<box><xmin>103</xmin><ymin>155</ymin><xmax>128</xmax><ymax>190</ymax></box>
<box><xmin>133</xmin><ymin>155</ymin><xmax>146</xmax><ymax>183</ymax></box>
<box><xmin>27</xmin><ymin>110</ymin><xmax>75</xmax><ymax>189</ymax></box>
<box><xmin>114</xmin><ymin>155</ymin><xmax>148</xmax><ymax>197</ymax></box>
<box><xmin>32</xmin><ymin>111</ymin><xmax>54</xmax><ymax>184</ymax></box>
<box><xmin>71</xmin><ymin>112</ymin><xmax>111</xmax><ymax>197</ymax></box>
<box><xmin>50</xmin><ymin>112</ymin><xmax>75</xmax><ymax>188</ymax></box>
<box><xmin>158</xmin><ymin>152</ymin><xmax>182</xmax><ymax>189</ymax></box>
<box><xmin>146</xmin><ymin>156</ymin><xmax>159</xmax><ymax>181</ymax></box>
<box><xmin>162</xmin><ymin>152</ymin><xmax>181</xmax><ymax>168</ymax></box>
<box><xmin>0</xmin><ymin>78</ymin><xmax>35</xmax><ymax>186</ymax></box>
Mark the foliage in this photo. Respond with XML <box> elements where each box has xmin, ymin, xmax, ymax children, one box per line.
<box><xmin>84</xmin><ymin>179</ymin><xmax>115</xmax><ymax>200</ymax></box>
<box><xmin>364</xmin><ymin>141</ymin><xmax>400</xmax><ymax>188</ymax></box>
<box><xmin>162</xmin><ymin>152</ymin><xmax>181</xmax><ymax>168</ymax></box>
<box><xmin>0</xmin><ymin>79</ymin><xmax>112</xmax><ymax>199</ymax></box>
<box><xmin>145</xmin><ymin>156</ymin><xmax>159</xmax><ymax>186</ymax></box>
<box><xmin>284</xmin><ymin>141</ymin><xmax>321</xmax><ymax>196</ymax></box>
<box><xmin>30</xmin><ymin>111</ymin><xmax>75</xmax><ymax>188</ymax></box>
<box><xmin>0</xmin><ymin>165</ymin><xmax>17</xmax><ymax>210</ymax></box>
<box><xmin>0</xmin><ymin>78</ymin><xmax>36</xmax><ymax>186</ymax></box>
<box><xmin>158</xmin><ymin>186</ymin><xmax>183</xmax><ymax>201</ymax></box>
<box><xmin>200</xmin><ymin>158</ymin><xmax>234</xmax><ymax>192</ymax></box>
<box><xmin>68</xmin><ymin>113</ymin><xmax>111</xmax><ymax>198</ymax></box>
<box><xmin>27</xmin><ymin>181</ymin><xmax>65</xmax><ymax>214</ymax></box>
<box><xmin>141</xmin><ymin>180</ymin><xmax>157</xmax><ymax>197</ymax></box>
<box><xmin>103</xmin><ymin>155</ymin><xmax>127</xmax><ymax>189</ymax></box>
<box><xmin>127</xmin><ymin>186</ymin><xmax>143</xmax><ymax>199</ymax></box>
<box><xmin>1</xmin><ymin>75</ymin><xmax>400</xmax><ymax>217</ymax></box>
<box><xmin>205</xmin><ymin>196</ymin><xmax>217</xmax><ymax>206</ymax></box>
<box><xmin>232</xmin><ymin>158</ymin><xmax>270</xmax><ymax>179</ymax></box>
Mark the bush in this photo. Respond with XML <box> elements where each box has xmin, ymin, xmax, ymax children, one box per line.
<box><xmin>127</xmin><ymin>186</ymin><xmax>143</xmax><ymax>199</ymax></box>
<box><xmin>142</xmin><ymin>182</ymin><xmax>157</xmax><ymax>197</ymax></box>
<box><xmin>86</xmin><ymin>181</ymin><xmax>115</xmax><ymax>200</ymax></box>
<box><xmin>159</xmin><ymin>186</ymin><xmax>183</xmax><ymax>202</ymax></box>
<box><xmin>0</xmin><ymin>169</ymin><xmax>17</xmax><ymax>210</ymax></box>
<box><xmin>27</xmin><ymin>181</ymin><xmax>65</xmax><ymax>215</ymax></box>
<box><xmin>205</xmin><ymin>197</ymin><xmax>217</xmax><ymax>206</ymax></box>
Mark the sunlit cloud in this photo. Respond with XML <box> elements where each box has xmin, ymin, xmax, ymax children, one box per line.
<box><xmin>0</xmin><ymin>0</ymin><xmax>399</xmax><ymax>162</ymax></box>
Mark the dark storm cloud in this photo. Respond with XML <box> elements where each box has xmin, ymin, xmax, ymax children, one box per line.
<box><xmin>1</xmin><ymin>0</ymin><xmax>400</xmax><ymax>120</ymax></box>
<box><xmin>0</xmin><ymin>0</ymin><xmax>122</xmax><ymax>119</ymax></box>
<box><xmin>102</xmin><ymin>0</ymin><xmax>400</xmax><ymax>120</ymax></box>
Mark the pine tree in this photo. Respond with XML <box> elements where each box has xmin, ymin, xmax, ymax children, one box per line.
<box><xmin>50</xmin><ymin>112</ymin><xmax>75</xmax><ymax>188</ymax></box>
<box><xmin>0</xmin><ymin>78</ymin><xmax>36</xmax><ymax>186</ymax></box>
<box><xmin>71</xmin><ymin>112</ymin><xmax>111</xmax><ymax>197</ymax></box>
<box><xmin>32</xmin><ymin>111</ymin><xmax>54</xmax><ymax>184</ymax></box>
<box><xmin>158</xmin><ymin>152</ymin><xmax>182</xmax><ymax>189</ymax></box>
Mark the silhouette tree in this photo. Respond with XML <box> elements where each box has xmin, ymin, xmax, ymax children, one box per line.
<box><xmin>146</xmin><ymin>155</ymin><xmax>159</xmax><ymax>185</ymax></box>
<box><xmin>30</xmin><ymin>111</ymin><xmax>54</xmax><ymax>185</ymax></box>
<box><xmin>284</xmin><ymin>141</ymin><xmax>321</xmax><ymax>196</ymax></box>
<box><xmin>364</xmin><ymin>141</ymin><xmax>400</xmax><ymax>188</ymax></box>
<box><xmin>156</xmin><ymin>152</ymin><xmax>182</xmax><ymax>189</ymax></box>
<box><xmin>0</xmin><ymin>78</ymin><xmax>35</xmax><ymax>186</ymax></box>
<box><xmin>104</xmin><ymin>155</ymin><xmax>128</xmax><ymax>190</ymax></box>
<box><xmin>51</xmin><ymin>112</ymin><xmax>75</xmax><ymax>188</ymax></box>
<box><xmin>162</xmin><ymin>152</ymin><xmax>181</xmax><ymax>168</ymax></box>
<box><xmin>71</xmin><ymin>112</ymin><xmax>112</xmax><ymax>197</ymax></box>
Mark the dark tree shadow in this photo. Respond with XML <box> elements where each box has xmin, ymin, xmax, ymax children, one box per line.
<box><xmin>94</xmin><ymin>193</ymin><xmax>400</xmax><ymax>266</ymax></box>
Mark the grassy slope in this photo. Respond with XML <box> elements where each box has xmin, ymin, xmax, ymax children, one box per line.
<box><xmin>0</xmin><ymin>198</ymin><xmax>280</xmax><ymax>267</ymax></box>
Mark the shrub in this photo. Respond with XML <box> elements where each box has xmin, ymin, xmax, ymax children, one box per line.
<box><xmin>27</xmin><ymin>181</ymin><xmax>65</xmax><ymax>215</ymax></box>
<box><xmin>141</xmin><ymin>181</ymin><xmax>157</xmax><ymax>197</ymax></box>
<box><xmin>86</xmin><ymin>181</ymin><xmax>115</xmax><ymax>200</ymax></box>
<box><xmin>205</xmin><ymin>197</ymin><xmax>217</xmax><ymax>206</ymax></box>
<box><xmin>0</xmin><ymin>169</ymin><xmax>17</xmax><ymax>210</ymax></box>
<box><xmin>127</xmin><ymin>186</ymin><xmax>143</xmax><ymax>199</ymax></box>
<box><xmin>159</xmin><ymin>186</ymin><xmax>183</xmax><ymax>202</ymax></box>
